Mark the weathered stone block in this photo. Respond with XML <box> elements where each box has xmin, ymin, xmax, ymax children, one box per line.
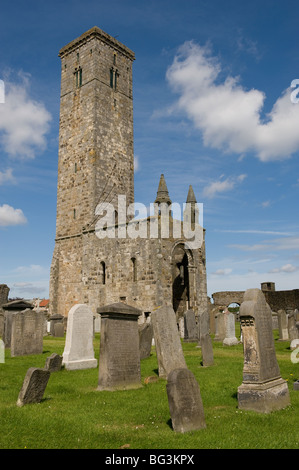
<box><xmin>17</xmin><ymin>367</ymin><xmax>50</xmax><ymax>407</ymax></box>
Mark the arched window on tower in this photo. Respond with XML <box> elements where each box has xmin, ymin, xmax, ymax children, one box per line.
<box><xmin>100</xmin><ymin>261</ymin><xmax>106</xmax><ymax>285</ymax></box>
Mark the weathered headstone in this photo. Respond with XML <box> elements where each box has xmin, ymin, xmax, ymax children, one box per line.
<box><xmin>49</xmin><ymin>314</ymin><xmax>64</xmax><ymax>336</ymax></box>
<box><xmin>271</xmin><ymin>312</ymin><xmax>278</xmax><ymax>330</ymax></box>
<box><xmin>151</xmin><ymin>306</ymin><xmax>187</xmax><ymax>379</ymax></box>
<box><xmin>17</xmin><ymin>367</ymin><xmax>50</xmax><ymax>407</ymax></box>
<box><xmin>287</xmin><ymin>310</ymin><xmax>299</xmax><ymax>350</ymax></box>
<box><xmin>238</xmin><ymin>289</ymin><xmax>290</xmax><ymax>413</ymax></box>
<box><xmin>200</xmin><ymin>333</ymin><xmax>214</xmax><ymax>366</ymax></box>
<box><xmin>139</xmin><ymin>321</ymin><xmax>153</xmax><ymax>360</ymax></box>
<box><xmin>97</xmin><ymin>302</ymin><xmax>142</xmax><ymax>391</ymax></box>
<box><xmin>2</xmin><ymin>300</ymin><xmax>33</xmax><ymax>348</ymax></box>
<box><xmin>183</xmin><ymin>310</ymin><xmax>198</xmax><ymax>342</ymax></box>
<box><xmin>223</xmin><ymin>312</ymin><xmax>238</xmax><ymax>346</ymax></box>
<box><xmin>10</xmin><ymin>309</ymin><xmax>44</xmax><ymax>357</ymax></box>
<box><xmin>53</xmin><ymin>322</ymin><xmax>64</xmax><ymax>337</ymax></box>
<box><xmin>277</xmin><ymin>309</ymin><xmax>289</xmax><ymax>341</ymax></box>
<box><xmin>294</xmin><ymin>380</ymin><xmax>299</xmax><ymax>391</ymax></box>
<box><xmin>44</xmin><ymin>353</ymin><xmax>63</xmax><ymax>372</ymax></box>
<box><xmin>0</xmin><ymin>339</ymin><xmax>4</xmax><ymax>363</ymax></box>
<box><xmin>214</xmin><ymin>311</ymin><xmax>225</xmax><ymax>342</ymax></box>
<box><xmin>166</xmin><ymin>368</ymin><xmax>206</xmax><ymax>433</ymax></box>
<box><xmin>62</xmin><ymin>304</ymin><xmax>97</xmax><ymax>370</ymax></box>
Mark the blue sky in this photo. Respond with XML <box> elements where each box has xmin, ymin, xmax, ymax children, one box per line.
<box><xmin>0</xmin><ymin>0</ymin><xmax>299</xmax><ymax>300</ymax></box>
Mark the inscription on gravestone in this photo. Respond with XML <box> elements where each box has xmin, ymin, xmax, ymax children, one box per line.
<box><xmin>97</xmin><ymin>303</ymin><xmax>142</xmax><ymax>391</ymax></box>
<box><xmin>11</xmin><ymin>309</ymin><xmax>44</xmax><ymax>357</ymax></box>
<box><xmin>238</xmin><ymin>289</ymin><xmax>290</xmax><ymax>413</ymax></box>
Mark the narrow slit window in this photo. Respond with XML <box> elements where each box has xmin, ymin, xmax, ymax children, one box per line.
<box><xmin>101</xmin><ymin>261</ymin><xmax>106</xmax><ymax>285</ymax></box>
<box><xmin>131</xmin><ymin>257</ymin><xmax>137</xmax><ymax>282</ymax></box>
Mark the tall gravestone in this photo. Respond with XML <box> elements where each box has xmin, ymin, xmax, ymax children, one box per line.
<box><xmin>11</xmin><ymin>309</ymin><xmax>44</xmax><ymax>357</ymax></box>
<box><xmin>151</xmin><ymin>306</ymin><xmax>187</xmax><ymax>379</ymax></box>
<box><xmin>166</xmin><ymin>368</ymin><xmax>206</xmax><ymax>433</ymax></box>
<box><xmin>2</xmin><ymin>300</ymin><xmax>33</xmax><ymax>348</ymax></box>
<box><xmin>139</xmin><ymin>321</ymin><xmax>153</xmax><ymax>360</ymax></box>
<box><xmin>183</xmin><ymin>310</ymin><xmax>198</xmax><ymax>342</ymax></box>
<box><xmin>287</xmin><ymin>310</ymin><xmax>299</xmax><ymax>350</ymax></box>
<box><xmin>277</xmin><ymin>309</ymin><xmax>289</xmax><ymax>341</ymax></box>
<box><xmin>214</xmin><ymin>311</ymin><xmax>225</xmax><ymax>342</ymax></box>
<box><xmin>97</xmin><ymin>302</ymin><xmax>142</xmax><ymax>391</ymax></box>
<box><xmin>223</xmin><ymin>312</ymin><xmax>238</xmax><ymax>346</ymax></box>
<box><xmin>238</xmin><ymin>289</ymin><xmax>290</xmax><ymax>413</ymax></box>
<box><xmin>62</xmin><ymin>304</ymin><xmax>97</xmax><ymax>370</ymax></box>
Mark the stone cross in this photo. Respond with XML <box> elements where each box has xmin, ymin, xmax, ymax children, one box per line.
<box><xmin>237</xmin><ymin>289</ymin><xmax>290</xmax><ymax>413</ymax></box>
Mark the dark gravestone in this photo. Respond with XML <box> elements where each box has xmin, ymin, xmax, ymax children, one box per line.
<box><xmin>44</xmin><ymin>353</ymin><xmax>63</xmax><ymax>372</ymax></box>
<box><xmin>10</xmin><ymin>309</ymin><xmax>44</xmax><ymax>357</ymax></box>
<box><xmin>294</xmin><ymin>380</ymin><xmax>299</xmax><ymax>391</ymax></box>
<box><xmin>139</xmin><ymin>322</ymin><xmax>153</xmax><ymax>360</ymax></box>
<box><xmin>97</xmin><ymin>302</ymin><xmax>142</xmax><ymax>391</ymax></box>
<box><xmin>166</xmin><ymin>368</ymin><xmax>206</xmax><ymax>433</ymax></box>
<box><xmin>17</xmin><ymin>367</ymin><xmax>50</xmax><ymax>407</ymax></box>
<box><xmin>200</xmin><ymin>333</ymin><xmax>214</xmax><ymax>367</ymax></box>
<box><xmin>238</xmin><ymin>289</ymin><xmax>290</xmax><ymax>413</ymax></box>
<box><xmin>2</xmin><ymin>300</ymin><xmax>33</xmax><ymax>348</ymax></box>
<box><xmin>183</xmin><ymin>309</ymin><xmax>198</xmax><ymax>342</ymax></box>
<box><xmin>49</xmin><ymin>314</ymin><xmax>64</xmax><ymax>336</ymax></box>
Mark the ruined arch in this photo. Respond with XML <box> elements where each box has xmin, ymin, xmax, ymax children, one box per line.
<box><xmin>171</xmin><ymin>242</ymin><xmax>194</xmax><ymax>318</ymax></box>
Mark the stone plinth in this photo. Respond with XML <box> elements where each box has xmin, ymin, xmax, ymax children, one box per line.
<box><xmin>97</xmin><ymin>302</ymin><xmax>142</xmax><ymax>391</ymax></box>
<box><xmin>238</xmin><ymin>289</ymin><xmax>290</xmax><ymax>413</ymax></box>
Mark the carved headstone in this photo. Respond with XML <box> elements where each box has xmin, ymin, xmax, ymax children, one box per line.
<box><xmin>11</xmin><ymin>309</ymin><xmax>44</xmax><ymax>357</ymax></box>
<box><xmin>97</xmin><ymin>302</ymin><xmax>142</xmax><ymax>391</ymax></box>
<box><xmin>44</xmin><ymin>353</ymin><xmax>63</xmax><ymax>372</ymax></box>
<box><xmin>200</xmin><ymin>333</ymin><xmax>214</xmax><ymax>366</ymax></box>
<box><xmin>151</xmin><ymin>306</ymin><xmax>187</xmax><ymax>379</ymax></box>
<box><xmin>277</xmin><ymin>310</ymin><xmax>289</xmax><ymax>341</ymax></box>
<box><xmin>166</xmin><ymin>368</ymin><xmax>206</xmax><ymax>433</ymax></box>
<box><xmin>214</xmin><ymin>311</ymin><xmax>225</xmax><ymax>342</ymax></box>
<box><xmin>238</xmin><ymin>289</ymin><xmax>290</xmax><ymax>413</ymax></box>
<box><xmin>139</xmin><ymin>321</ymin><xmax>153</xmax><ymax>360</ymax></box>
<box><xmin>62</xmin><ymin>304</ymin><xmax>97</xmax><ymax>370</ymax></box>
<box><xmin>17</xmin><ymin>367</ymin><xmax>50</xmax><ymax>407</ymax></box>
<box><xmin>2</xmin><ymin>300</ymin><xmax>33</xmax><ymax>348</ymax></box>
<box><xmin>183</xmin><ymin>310</ymin><xmax>198</xmax><ymax>342</ymax></box>
<box><xmin>223</xmin><ymin>312</ymin><xmax>238</xmax><ymax>346</ymax></box>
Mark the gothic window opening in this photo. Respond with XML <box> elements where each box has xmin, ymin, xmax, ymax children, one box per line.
<box><xmin>110</xmin><ymin>68</ymin><xmax>119</xmax><ymax>90</ymax></box>
<box><xmin>101</xmin><ymin>261</ymin><xmax>106</xmax><ymax>285</ymax></box>
<box><xmin>131</xmin><ymin>257</ymin><xmax>137</xmax><ymax>282</ymax></box>
<box><xmin>74</xmin><ymin>67</ymin><xmax>82</xmax><ymax>88</ymax></box>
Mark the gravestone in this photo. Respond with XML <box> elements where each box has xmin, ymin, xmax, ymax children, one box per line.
<box><xmin>271</xmin><ymin>312</ymin><xmax>278</xmax><ymax>330</ymax></box>
<box><xmin>277</xmin><ymin>309</ymin><xmax>289</xmax><ymax>341</ymax></box>
<box><xmin>0</xmin><ymin>310</ymin><xmax>4</xmax><ymax>337</ymax></box>
<box><xmin>44</xmin><ymin>353</ymin><xmax>63</xmax><ymax>372</ymax></box>
<box><xmin>97</xmin><ymin>302</ymin><xmax>142</xmax><ymax>391</ymax></box>
<box><xmin>166</xmin><ymin>368</ymin><xmax>206</xmax><ymax>433</ymax></box>
<box><xmin>2</xmin><ymin>300</ymin><xmax>33</xmax><ymax>348</ymax></box>
<box><xmin>200</xmin><ymin>333</ymin><xmax>214</xmax><ymax>366</ymax></box>
<box><xmin>139</xmin><ymin>321</ymin><xmax>153</xmax><ymax>360</ymax></box>
<box><xmin>223</xmin><ymin>312</ymin><xmax>239</xmax><ymax>346</ymax></box>
<box><xmin>238</xmin><ymin>289</ymin><xmax>290</xmax><ymax>413</ymax></box>
<box><xmin>10</xmin><ymin>309</ymin><xmax>44</xmax><ymax>357</ymax></box>
<box><xmin>151</xmin><ymin>306</ymin><xmax>187</xmax><ymax>379</ymax></box>
<box><xmin>214</xmin><ymin>311</ymin><xmax>225</xmax><ymax>342</ymax></box>
<box><xmin>54</xmin><ymin>322</ymin><xmax>64</xmax><ymax>337</ymax></box>
<box><xmin>183</xmin><ymin>310</ymin><xmax>198</xmax><ymax>342</ymax></box>
<box><xmin>0</xmin><ymin>339</ymin><xmax>4</xmax><ymax>363</ymax></box>
<box><xmin>17</xmin><ymin>367</ymin><xmax>50</xmax><ymax>407</ymax></box>
<box><xmin>294</xmin><ymin>380</ymin><xmax>299</xmax><ymax>391</ymax></box>
<box><xmin>62</xmin><ymin>304</ymin><xmax>97</xmax><ymax>370</ymax></box>
<box><xmin>49</xmin><ymin>314</ymin><xmax>64</xmax><ymax>336</ymax></box>
<box><xmin>287</xmin><ymin>310</ymin><xmax>299</xmax><ymax>350</ymax></box>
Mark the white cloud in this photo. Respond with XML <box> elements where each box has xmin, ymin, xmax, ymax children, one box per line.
<box><xmin>0</xmin><ymin>204</ymin><xmax>27</xmax><ymax>226</ymax></box>
<box><xmin>269</xmin><ymin>263</ymin><xmax>298</xmax><ymax>273</ymax></box>
<box><xmin>166</xmin><ymin>41</ymin><xmax>299</xmax><ymax>161</ymax></box>
<box><xmin>212</xmin><ymin>268</ymin><xmax>232</xmax><ymax>276</ymax></box>
<box><xmin>0</xmin><ymin>168</ymin><xmax>16</xmax><ymax>185</ymax></box>
<box><xmin>0</xmin><ymin>72</ymin><xmax>51</xmax><ymax>159</ymax></box>
<box><xmin>203</xmin><ymin>174</ymin><xmax>247</xmax><ymax>198</ymax></box>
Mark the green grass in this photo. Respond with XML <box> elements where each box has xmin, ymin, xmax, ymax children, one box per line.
<box><xmin>0</xmin><ymin>329</ymin><xmax>299</xmax><ymax>449</ymax></box>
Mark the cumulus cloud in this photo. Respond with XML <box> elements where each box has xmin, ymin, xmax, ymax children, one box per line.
<box><xmin>269</xmin><ymin>263</ymin><xmax>298</xmax><ymax>273</ymax></box>
<box><xmin>166</xmin><ymin>41</ymin><xmax>299</xmax><ymax>161</ymax></box>
<box><xmin>0</xmin><ymin>204</ymin><xmax>27</xmax><ymax>226</ymax></box>
<box><xmin>0</xmin><ymin>72</ymin><xmax>51</xmax><ymax>159</ymax></box>
<box><xmin>212</xmin><ymin>268</ymin><xmax>232</xmax><ymax>276</ymax></box>
<box><xmin>203</xmin><ymin>174</ymin><xmax>247</xmax><ymax>198</ymax></box>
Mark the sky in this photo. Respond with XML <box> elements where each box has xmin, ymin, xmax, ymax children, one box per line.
<box><xmin>0</xmin><ymin>0</ymin><xmax>299</xmax><ymax>301</ymax></box>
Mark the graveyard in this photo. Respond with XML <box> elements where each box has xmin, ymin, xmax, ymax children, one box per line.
<box><xmin>0</xmin><ymin>321</ymin><xmax>299</xmax><ymax>449</ymax></box>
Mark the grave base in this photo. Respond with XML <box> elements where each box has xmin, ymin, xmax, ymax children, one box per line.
<box><xmin>237</xmin><ymin>377</ymin><xmax>290</xmax><ymax>413</ymax></box>
<box><xmin>63</xmin><ymin>358</ymin><xmax>97</xmax><ymax>370</ymax></box>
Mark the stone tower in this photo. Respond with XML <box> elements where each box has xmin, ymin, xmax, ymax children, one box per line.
<box><xmin>50</xmin><ymin>27</ymin><xmax>208</xmax><ymax>324</ymax></box>
<box><xmin>50</xmin><ymin>27</ymin><xmax>135</xmax><ymax>314</ymax></box>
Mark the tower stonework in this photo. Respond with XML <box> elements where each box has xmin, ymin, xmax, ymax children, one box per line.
<box><xmin>50</xmin><ymin>27</ymin><xmax>208</xmax><ymax>325</ymax></box>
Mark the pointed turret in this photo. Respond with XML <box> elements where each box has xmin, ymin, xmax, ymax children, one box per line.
<box><xmin>155</xmin><ymin>174</ymin><xmax>172</xmax><ymax>206</ymax></box>
<box><xmin>186</xmin><ymin>185</ymin><xmax>197</xmax><ymax>204</ymax></box>
<box><xmin>184</xmin><ymin>185</ymin><xmax>199</xmax><ymax>227</ymax></box>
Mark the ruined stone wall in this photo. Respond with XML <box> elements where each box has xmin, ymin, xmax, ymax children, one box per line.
<box><xmin>0</xmin><ymin>284</ymin><xmax>9</xmax><ymax>307</ymax></box>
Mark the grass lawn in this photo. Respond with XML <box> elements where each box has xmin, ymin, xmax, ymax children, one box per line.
<box><xmin>0</xmin><ymin>328</ymin><xmax>299</xmax><ymax>449</ymax></box>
